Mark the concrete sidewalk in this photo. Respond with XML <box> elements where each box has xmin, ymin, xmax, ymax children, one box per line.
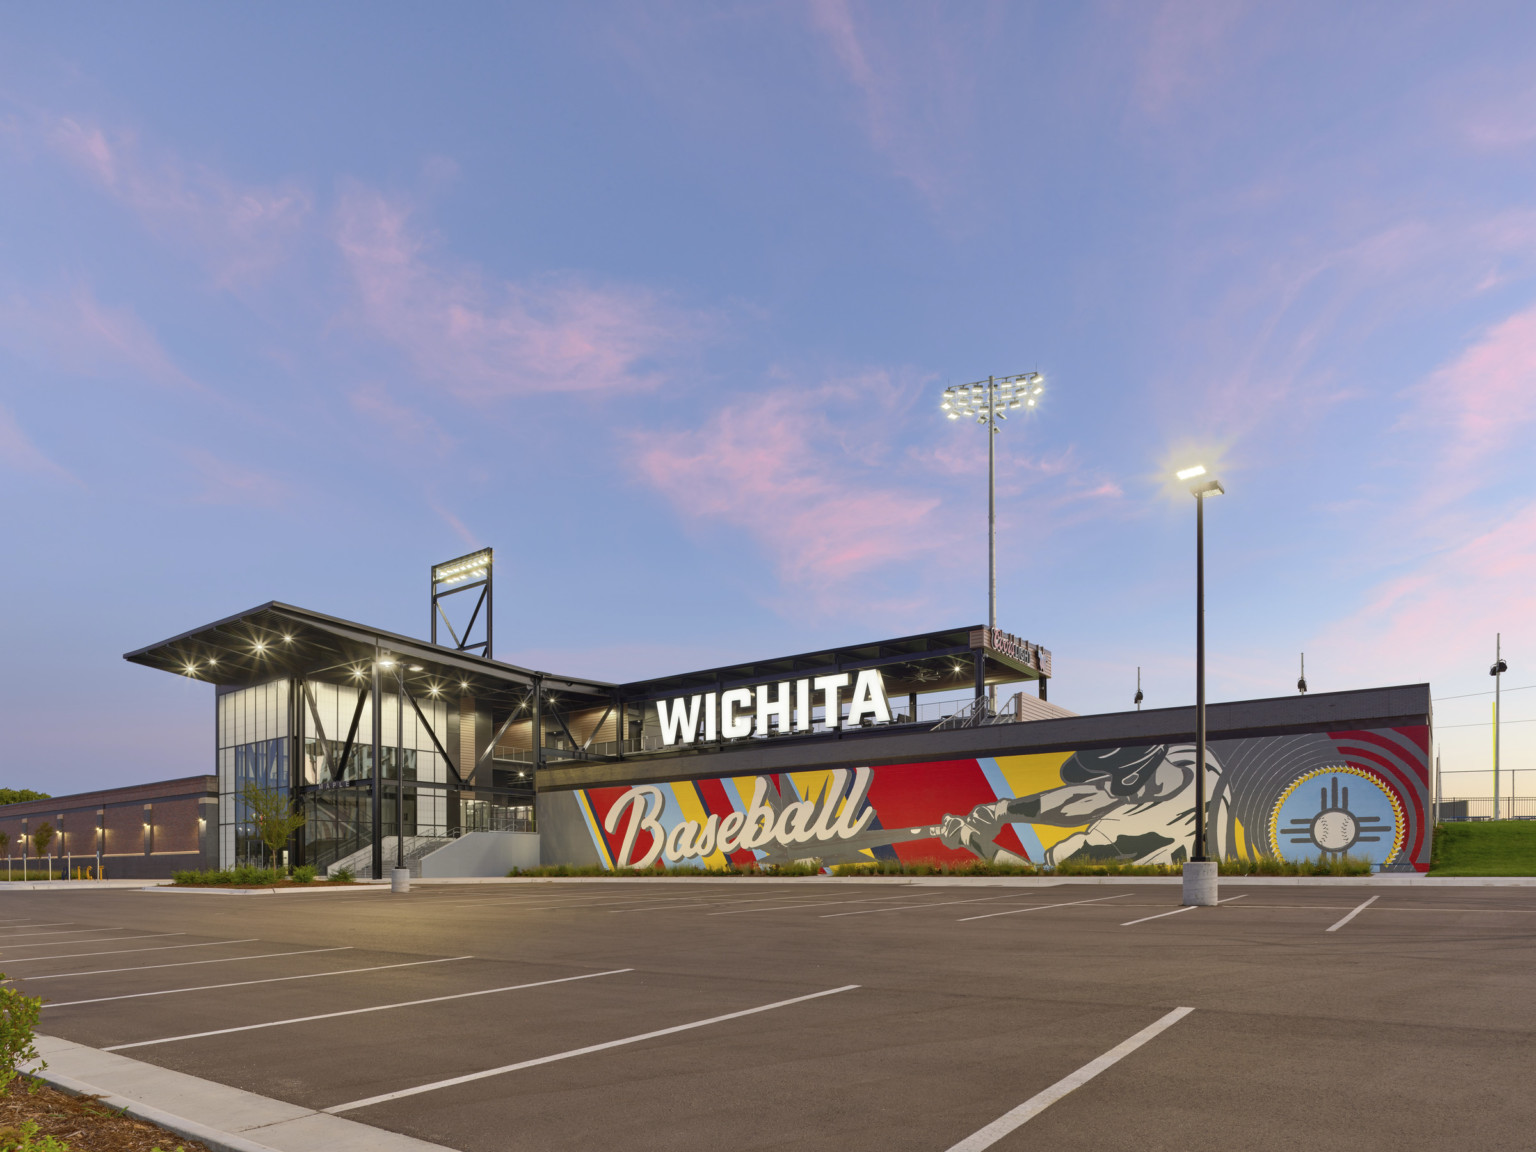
<box><xmin>29</xmin><ymin>1035</ymin><xmax>454</xmax><ymax>1152</ymax></box>
<box><xmin>413</xmin><ymin>873</ymin><xmax>1536</xmax><ymax>887</ymax></box>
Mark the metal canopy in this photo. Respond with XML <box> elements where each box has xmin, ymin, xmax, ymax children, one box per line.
<box><xmin>614</xmin><ymin>625</ymin><xmax>1048</xmax><ymax>704</ymax></box>
<box><xmin>126</xmin><ymin>607</ymin><xmax>1050</xmax><ymax>723</ymax></box>
<box><xmin>122</xmin><ymin>601</ymin><xmax>611</xmax><ymax>711</ymax></box>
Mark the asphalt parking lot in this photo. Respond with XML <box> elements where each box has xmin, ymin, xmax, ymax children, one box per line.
<box><xmin>3</xmin><ymin>880</ymin><xmax>1534</xmax><ymax>1152</ymax></box>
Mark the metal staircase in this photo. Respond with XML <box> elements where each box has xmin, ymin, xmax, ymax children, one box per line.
<box><xmin>325</xmin><ymin>835</ymin><xmax>454</xmax><ymax>879</ymax></box>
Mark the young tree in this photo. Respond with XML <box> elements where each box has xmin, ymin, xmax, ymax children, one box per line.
<box><xmin>29</xmin><ymin>824</ymin><xmax>54</xmax><ymax>859</ymax></box>
<box><xmin>241</xmin><ymin>784</ymin><xmax>305</xmax><ymax>871</ymax></box>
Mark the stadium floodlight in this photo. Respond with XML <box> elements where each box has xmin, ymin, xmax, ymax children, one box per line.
<box><xmin>939</xmin><ymin>371</ymin><xmax>1047</xmax><ymax>706</ymax></box>
<box><xmin>432</xmin><ymin>548</ymin><xmax>494</xmax><ymax>658</ymax></box>
<box><xmin>432</xmin><ymin>549</ymin><xmax>491</xmax><ymax>586</ymax></box>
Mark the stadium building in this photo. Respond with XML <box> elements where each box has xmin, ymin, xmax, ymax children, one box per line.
<box><xmin>9</xmin><ymin>550</ymin><xmax>1436</xmax><ymax>879</ymax></box>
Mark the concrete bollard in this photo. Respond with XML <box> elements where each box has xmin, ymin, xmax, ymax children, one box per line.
<box><xmin>1181</xmin><ymin>860</ymin><xmax>1218</xmax><ymax>906</ymax></box>
<box><xmin>391</xmin><ymin>867</ymin><xmax>411</xmax><ymax>894</ymax></box>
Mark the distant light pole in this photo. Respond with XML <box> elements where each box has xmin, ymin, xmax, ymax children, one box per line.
<box><xmin>1491</xmin><ymin>635</ymin><xmax>1508</xmax><ymax>820</ymax></box>
<box><xmin>941</xmin><ymin>371</ymin><xmax>1045</xmax><ymax>707</ymax></box>
<box><xmin>1178</xmin><ymin>464</ymin><xmax>1223</xmax><ymax>906</ymax></box>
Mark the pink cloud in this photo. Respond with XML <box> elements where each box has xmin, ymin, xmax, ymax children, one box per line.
<box><xmin>429</xmin><ymin>503</ymin><xmax>481</xmax><ymax>550</ymax></box>
<box><xmin>1130</xmin><ymin>2</ymin><xmax>1244</xmax><ymax>123</ymax></box>
<box><xmin>43</xmin><ymin>116</ymin><xmax>310</xmax><ymax>287</ymax></box>
<box><xmin>0</xmin><ymin>405</ymin><xmax>76</xmax><ymax>483</ymax></box>
<box><xmin>0</xmin><ymin>284</ymin><xmax>193</xmax><ymax>388</ymax></box>
<box><xmin>335</xmin><ymin>189</ymin><xmax>702</xmax><ymax>399</ymax></box>
<box><xmin>805</xmin><ymin>0</ymin><xmax>976</xmax><ymax>211</ymax></box>
<box><xmin>633</xmin><ymin>377</ymin><xmax>956</xmax><ymax>608</ymax></box>
<box><xmin>348</xmin><ymin>383</ymin><xmax>456</xmax><ymax>454</ymax></box>
<box><xmin>1406</xmin><ymin>300</ymin><xmax>1536</xmax><ymax>509</ymax></box>
<box><xmin>1321</xmin><ymin>498</ymin><xmax>1536</xmax><ymax>684</ymax></box>
<box><xmin>181</xmin><ymin>448</ymin><xmax>290</xmax><ymax>507</ymax></box>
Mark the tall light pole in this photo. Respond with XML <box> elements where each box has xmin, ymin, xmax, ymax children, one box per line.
<box><xmin>1491</xmin><ymin>635</ymin><xmax>1508</xmax><ymax>820</ymax></box>
<box><xmin>941</xmin><ymin>371</ymin><xmax>1045</xmax><ymax>707</ymax></box>
<box><xmin>1178</xmin><ymin>464</ymin><xmax>1223</xmax><ymax>906</ymax></box>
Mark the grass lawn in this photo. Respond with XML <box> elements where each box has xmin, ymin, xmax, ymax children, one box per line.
<box><xmin>1431</xmin><ymin>821</ymin><xmax>1536</xmax><ymax>875</ymax></box>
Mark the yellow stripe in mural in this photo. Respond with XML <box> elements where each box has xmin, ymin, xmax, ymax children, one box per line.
<box><xmin>671</xmin><ymin>781</ymin><xmax>729</xmax><ymax>870</ymax></box>
<box><xmin>1235</xmin><ymin>816</ymin><xmax>1248</xmax><ymax>860</ymax></box>
<box><xmin>991</xmin><ymin>752</ymin><xmax>1087</xmax><ymax>854</ymax></box>
<box><xmin>574</xmin><ymin>790</ymin><xmax>614</xmax><ymax>870</ymax></box>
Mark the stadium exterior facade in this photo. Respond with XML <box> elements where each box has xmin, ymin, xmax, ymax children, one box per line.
<box><xmin>112</xmin><ymin>599</ymin><xmax>1435</xmax><ymax>878</ymax></box>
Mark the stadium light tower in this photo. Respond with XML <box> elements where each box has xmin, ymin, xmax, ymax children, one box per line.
<box><xmin>940</xmin><ymin>372</ymin><xmax>1045</xmax><ymax>705</ymax></box>
<box><xmin>1178</xmin><ymin>464</ymin><xmax>1223</xmax><ymax>907</ymax></box>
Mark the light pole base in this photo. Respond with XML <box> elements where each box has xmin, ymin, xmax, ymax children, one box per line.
<box><xmin>391</xmin><ymin>867</ymin><xmax>411</xmax><ymax>894</ymax></box>
<box><xmin>1181</xmin><ymin>860</ymin><xmax>1218</xmax><ymax>906</ymax></box>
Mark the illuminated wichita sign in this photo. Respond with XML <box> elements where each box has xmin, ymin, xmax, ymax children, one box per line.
<box><xmin>653</xmin><ymin>669</ymin><xmax>892</xmax><ymax>747</ymax></box>
<box><xmin>602</xmin><ymin>767</ymin><xmax>877</xmax><ymax>868</ymax></box>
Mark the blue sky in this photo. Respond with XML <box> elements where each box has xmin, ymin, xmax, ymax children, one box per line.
<box><xmin>2</xmin><ymin>1</ymin><xmax>1533</xmax><ymax>796</ymax></box>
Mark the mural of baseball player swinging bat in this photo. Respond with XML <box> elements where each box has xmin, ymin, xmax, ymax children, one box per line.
<box><xmin>758</xmin><ymin>744</ymin><xmax>1221</xmax><ymax>868</ymax></box>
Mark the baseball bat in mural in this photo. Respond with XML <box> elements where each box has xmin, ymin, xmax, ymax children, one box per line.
<box><xmin>555</xmin><ymin>726</ymin><xmax>1430</xmax><ymax>872</ymax></box>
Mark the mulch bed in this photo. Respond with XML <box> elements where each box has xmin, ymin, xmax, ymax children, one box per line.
<box><xmin>169</xmin><ymin>881</ymin><xmax>357</xmax><ymax>889</ymax></box>
<box><xmin>0</xmin><ymin>1076</ymin><xmax>212</xmax><ymax>1151</ymax></box>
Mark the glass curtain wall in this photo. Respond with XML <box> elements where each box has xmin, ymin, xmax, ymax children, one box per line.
<box><xmin>216</xmin><ymin>680</ymin><xmax>291</xmax><ymax>868</ymax></box>
<box><xmin>294</xmin><ymin>680</ymin><xmax>449</xmax><ymax>872</ymax></box>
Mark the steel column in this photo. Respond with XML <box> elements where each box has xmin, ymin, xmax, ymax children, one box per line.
<box><xmin>370</xmin><ymin>649</ymin><xmax>383</xmax><ymax>881</ymax></box>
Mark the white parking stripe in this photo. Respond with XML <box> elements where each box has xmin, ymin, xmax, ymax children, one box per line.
<box><xmin>324</xmin><ymin>983</ymin><xmax>860</xmax><ymax>1114</ymax></box>
<box><xmin>1326</xmin><ymin>896</ymin><xmax>1379</xmax><ymax>932</ymax></box>
<box><xmin>712</xmin><ymin>900</ymin><xmax>866</xmax><ymax>915</ymax></box>
<box><xmin>103</xmin><ymin>968</ymin><xmax>634</xmax><ymax>1051</ymax></box>
<box><xmin>43</xmin><ymin>955</ymin><xmax>474</xmax><ymax>1007</ymax></box>
<box><xmin>1</xmin><ymin>933</ymin><xmax>183</xmax><ymax>952</ymax></box>
<box><xmin>12</xmin><ymin>947</ymin><xmax>352</xmax><ymax>981</ymax></box>
<box><xmin>3</xmin><ymin>938</ymin><xmax>257</xmax><ymax>963</ymax></box>
<box><xmin>958</xmin><ymin>894</ymin><xmax>1132</xmax><ymax>922</ymax></box>
<box><xmin>1121</xmin><ymin>906</ymin><xmax>1199</xmax><ymax>927</ymax></box>
<box><xmin>1219</xmin><ymin>895</ymin><xmax>1248</xmax><ymax>904</ymax></box>
<box><xmin>822</xmin><ymin>897</ymin><xmax>1017</xmax><ymax>919</ymax></box>
<box><xmin>0</xmin><ymin>927</ymin><xmax>76</xmax><ymax>940</ymax></box>
<box><xmin>0</xmin><ymin>928</ymin><xmax>125</xmax><ymax>941</ymax></box>
<box><xmin>943</xmin><ymin>1007</ymin><xmax>1195</xmax><ymax>1151</ymax></box>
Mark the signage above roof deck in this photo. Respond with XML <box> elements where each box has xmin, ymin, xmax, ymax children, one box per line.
<box><xmin>655</xmin><ymin>669</ymin><xmax>892</xmax><ymax>748</ymax></box>
<box><xmin>971</xmin><ymin>627</ymin><xmax>1051</xmax><ymax>678</ymax></box>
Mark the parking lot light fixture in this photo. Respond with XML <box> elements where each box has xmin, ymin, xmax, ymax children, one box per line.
<box><xmin>1182</xmin><ymin>468</ymin><xmax>1223</xmax><ymax>907</ymax></box>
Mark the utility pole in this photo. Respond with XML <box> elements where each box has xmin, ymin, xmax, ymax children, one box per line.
<box><xmin>1491</xmin><ymin>635</ymin><xmax>1508</xmax><ymax>820</ymax></box>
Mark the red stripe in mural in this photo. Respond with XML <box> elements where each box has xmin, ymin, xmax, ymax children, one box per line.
<box><xmin>1329</xmin><ymin>729</ymin><xmax>1429</xmax><ymax>868</ymax></box>
<box><xmin>583</xmin><ymin>785</ymin><xmax>660</xmax><ymax>869</ymax></box>
<box><xmin>693</xmin><ymin>776</ymin><xmax>757</xmax><ymax>866</ymax></box>
<box><xmin>865</xmin><ymin>759</ymin><xmax>1028</xmax><ymax>864</ymax></box>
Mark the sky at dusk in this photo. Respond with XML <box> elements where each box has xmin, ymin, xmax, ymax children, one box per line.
<box><xmin>2</xmin><ymin>1</ymin><xmax>1534</xmax><ymax>797</ymax></box>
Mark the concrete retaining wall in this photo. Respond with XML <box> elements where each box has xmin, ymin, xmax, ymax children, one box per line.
<box><xmin>418</xmin><ymin>832</ymin><xmax>540</xmax><ymax>878</ymax></box>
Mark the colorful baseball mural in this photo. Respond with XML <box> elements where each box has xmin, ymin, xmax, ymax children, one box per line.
<box><xmin>552</xmin><ymin>725</ymin><xmax>1431</xmax><ymax>872</ymax></box>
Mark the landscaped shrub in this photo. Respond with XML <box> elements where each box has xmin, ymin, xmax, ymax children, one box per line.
<box><xmin>328</xmin><ymin>867</ymin><xmax>356</xmax><ymax>884</ymax></box>
<box><xmin>291</xmin><ymin>864</ymin><xmax>318</xmax><ymax>884</ymax></box>
<box><xmin>0</xmin><ymin>974</ymin><xmax>43</xmax><ymax>1094</ymax></box>
<box><xmin>171</xmin><ymin>866</ymin><xmax>285</xmax><ymax>886</ymax></box>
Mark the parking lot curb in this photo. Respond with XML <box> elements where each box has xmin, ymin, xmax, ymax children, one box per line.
<box><xmin>28</xmin><ymin>1035</ymin><xmax>455</xmax><ymax>1152</ymax></box>
<box><xmin>414</xmin><ymin>874</ymin><xmax>1536</xmax><ymax>887</ymax></box>
<box><xmin>141</xmin><ymin>883</ymin><xmax>390</xmax><ymax>895</ymax></box>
